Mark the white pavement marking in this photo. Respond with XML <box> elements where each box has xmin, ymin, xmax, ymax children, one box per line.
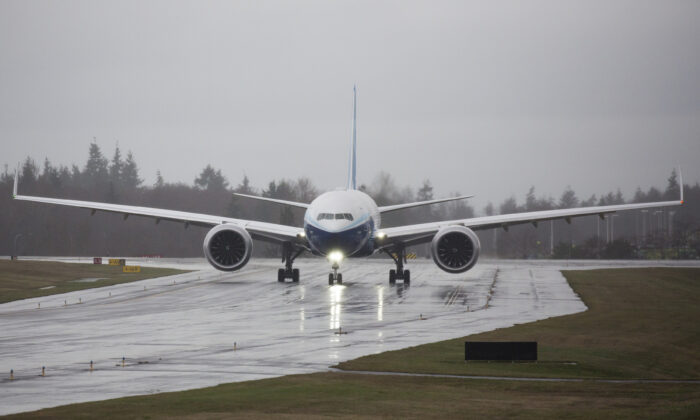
<box><xmin>1</xmin><ymin>258</ymin><xmax>695</xmax><ymax>415</ymax></box>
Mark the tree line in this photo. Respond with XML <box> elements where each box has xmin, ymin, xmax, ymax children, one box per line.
<box><xmin>2</xmin><ymin>142</ymin><xmax>699</xmax><ymax>259</ymax></box>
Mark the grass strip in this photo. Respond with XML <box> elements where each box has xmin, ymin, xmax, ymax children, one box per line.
<box><xmin>0</xmin><ymin>260</ymin><xmax>188</xmax><ymax>303</ymax></box>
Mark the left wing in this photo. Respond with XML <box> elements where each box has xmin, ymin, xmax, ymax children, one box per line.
<box><xmin>12</xmin><ymin>168</ymin><xmax>304</xmax><ymax>245</ymax></box>
<box><xmin>376</xmin><ymin>178</ymin><xmax>684</xmax><ymax>248</ymax></box>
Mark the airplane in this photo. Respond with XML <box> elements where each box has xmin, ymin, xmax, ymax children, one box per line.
<box><xmin>12</xmin><ymin>87</ymin><xmax>685</xmax><ymax>285</ymax></box>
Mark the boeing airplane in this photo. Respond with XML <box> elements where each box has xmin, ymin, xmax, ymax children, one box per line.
<box><xmin>12</xmin><ymin>88</ymin><xmax>684</xmax><ymax>285</ymax></box>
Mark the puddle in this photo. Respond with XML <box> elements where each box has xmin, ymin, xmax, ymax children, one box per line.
<box><xmin>72</xmin><ymin>278</ymin><xmax>107</xmax><ymax>283</ymax></box>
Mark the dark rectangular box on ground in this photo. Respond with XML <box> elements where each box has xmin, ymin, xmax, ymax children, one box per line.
<box><xmin>465</xmin><ymin>341</ymin><xmax>537</xmax><ymax>361</ymax></box>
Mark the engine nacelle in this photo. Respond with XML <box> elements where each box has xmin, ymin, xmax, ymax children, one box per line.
<box><xmin>203</xmin><ymin>224</ymin><xmax>253</xmax><ymax>272</ymax></box>
<box><xmin>431</xmin><ymin>226</ymin><xmax>481</xmax><ymax>273</ymax></box>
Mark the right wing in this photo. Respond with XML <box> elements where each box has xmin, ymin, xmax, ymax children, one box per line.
<box><xmin>232</xmin><ymin>193</ymin><xmax>309</xmax><ymax>209</ymax></box>
<box><xmin>13</xmin><ymin>169</ymin><xmax>305</xmax><ymax>245</ymax></box>
<box><xmin>378</xmin><ymin>195</ymin><xmax>473</xmax><ymax>214</ymax></box>
<box><xmin>377</xmin><ymin>172</ymin><xmax>684</xmax><ymax>249</ymax></box>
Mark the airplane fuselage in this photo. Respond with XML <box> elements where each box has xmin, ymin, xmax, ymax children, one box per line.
<box><xmin>303</xmin><ymin>190</ymin><xmax>380</xmax><ymax>258</ymax></box>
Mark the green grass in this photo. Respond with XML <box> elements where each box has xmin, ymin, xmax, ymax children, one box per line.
<box><xmin>6</xmin><ymin>373</ymin><xmax>700</xmax><ymax>419</ymax></box>
<box><xmin>338</xmin><ymin>268</ymin><xmax>700</xmax><ymax>380</ymax></box>
<box><xmin>4</xmin><ymin>267</ymin><xmax>700</xmax><ymax>419</ymax></box>
<box><xmin>0</xmin><ymin>259</ymin><xmax>188</xmax><ymax>303</ymax></box>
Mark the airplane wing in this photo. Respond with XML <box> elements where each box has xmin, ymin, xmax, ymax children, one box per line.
<box><xmin>12</xmin><ymin>169</ymin><xmax>304</xmax><ymax>245</ymax></box>
<box><xmin>376</xmin><ymin>179</ymin><xmax>684</xmax><ymax>248</ymax></box>
<box><xmin>378</xmin><ymin>195</ymin><xmax>473</xmax><ymax>214</ymax></box>
<box><xmin>232</xmin><ymin>193</ymin><xmax>309</xmax><ymax>209</ymax></box>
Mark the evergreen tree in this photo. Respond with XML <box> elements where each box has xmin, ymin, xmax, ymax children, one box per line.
<box><xmin>40</xmin><ymin>158</ymin><xmax>61</xmax><ymax>188</ymax></box>
<box><xmin>194</xmin><ymin>164</ymin><xmax>228</xmax><ymax>191</ymax></box>
<box><xmin>154</xmin><ymin>170</ymin><xmax>164</xmax><ymax>189</ymax></box>
<box><xmin>109</xmin><ymin>145</ymin><xmax>123</xmax><ymax>185</ymax></box>
<box><xmin>665</xmin><ymin>169</ymin><xmax>680</xmax><ymax>200</ymax></box>
<box><xmin>500</xmin><ymin>196</ymin><xmax>519</xmax><ymax>214</ymax></box>
<box><xmin>84</xmin><ymin>141</ymin><xmax>109</xmax><ymax>180</ymax></box>
<box><xmin>580</xmin><ymin>194</ymin><xmax>597</xmax><ymax>207</ymax></box>
<box><xmin>417</xmin><ymin>179</ymin><xmax>434</xmax><ymax>202</ymax></box>
<box><xmin>234</xmin><ymin>175</ymin><xmax>255</xmax><ymax>194</ymax></box>
<box><xmin>559</xmin><ymin>186</ymin><xmax>579</xmax><ymax>208</ymax></box>
<box><xmin>525</xmin><ymin>186</ymin><xmax>537</xmax><ymax>211</ymax></box>
<box><xmin>416</xmin><ymin>179</ymin><xmax>434</xmax><ymax>219</ymax></box>
<box><xmin>20</xmin><ymin>157</ymin><xmax>38</xmax><ymax>189</ymax></box>
<box><xmin>121</xmin><ymin>151</ymin><xmax>142</xmax><ymax>189</ymax></box>
<box><xmin>633</xmin><ymin>187</ymin><xmax>646</xmax><ymax>203</ymax></box>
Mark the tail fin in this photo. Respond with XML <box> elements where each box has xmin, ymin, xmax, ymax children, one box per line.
<box><xmin>347</xmin><ymin>85</ymin><xmax>357</xmax><ymax>190</ymax></box>
<box><xmin>12</xmin><ymin>163</ymin><xmax>19</xmax><ymax>198</ymax></box>
<box><xmin>679</xmin><ymin>166</ymin><xmax>684</xmax><ymax>203</ymax></box>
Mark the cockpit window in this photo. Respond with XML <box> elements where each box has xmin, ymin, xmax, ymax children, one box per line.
<box><xmin>317</xmin><ymin>213</ymin><xmax>354</xmax><ymax>221</ymax></box>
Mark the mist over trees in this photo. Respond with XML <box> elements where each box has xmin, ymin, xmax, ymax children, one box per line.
<box><xmin>2</xmin><ymin>143</ymin><xmax>699</xmax><ymax>259</ymax></box>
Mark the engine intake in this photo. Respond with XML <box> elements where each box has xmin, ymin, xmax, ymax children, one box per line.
<box><xmin>203</xmin><ymin>224</ymin><xmax>253</xmax><ymax>271</ymax></box>
<box><xmin>431</xmin><ymin>226</ymin><xmax>480</xmax><ymax>273</ymax></box>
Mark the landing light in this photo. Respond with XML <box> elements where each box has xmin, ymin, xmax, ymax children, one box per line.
<box><xmin>297</xmin><ymin>231</ymin><xmax>306</xmax><ymax>238</ymax></box>
<box><xmin>376</xmin><ymin>231</ymin><xmax>386</xmax><ymax>240</ymax></box>
<box><xmin>328</xmin><ymin>251</ymin><xmax>344</xmax><ymax>263</ymax></box>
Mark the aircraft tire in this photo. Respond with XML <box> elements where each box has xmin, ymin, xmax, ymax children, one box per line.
<box><xmin>278</xmin><ymin>269</ymin><xmax>285</xmax><ymax>282</ymax></box>
<box><xmin>404</xmin><ymin>270</ymin><xmax>410</xmax><ymax>284</ymax></box>
<box><xmin>337</xmin><ymin>273</ymin><xmax>342</xmax><ymax>284</ymax></box>
<box><xmin>389</xmin><ymin>269</ymin><xmax>396</xmax><ymax>285</ymax></box>
<box><xmin>329</xmin><ymin>273</ymin><xmax>334</xmax><ymax>285</ymax></box>
<box><xmin>292</xmin><ymin>268</ymin><xmax>300</xmax><ymax>283</ymax></box>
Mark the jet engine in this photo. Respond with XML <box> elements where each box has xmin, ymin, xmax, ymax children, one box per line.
<box><xmin>203</xmin><ymin>224</ymin><xmax>253</xmax><ymax>271</ymax></box>
<box><xmin>431</xmin><ymin>226</ymin><xmax>481</xmax><ymax>273</ymax></box>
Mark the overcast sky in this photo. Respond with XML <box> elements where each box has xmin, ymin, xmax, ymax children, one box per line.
<box><xmin>1</xmin><ymin>0</ymin><xmax>699</xmax><ymax>210</ymax></box>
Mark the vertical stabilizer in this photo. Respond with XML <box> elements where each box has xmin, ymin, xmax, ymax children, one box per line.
<box><xmin>347</xmin><ymin>86</ymin><xmax>357</xmax><ymax>190</ymax></box>
<box><xmin>679</xmin><ymin>166</ymin><xmax>684</xmax><ymax>203</ymax></box>
<box><xmin>13</xmin><ymin>163</ymin><xmax>19</xmax><ymax>198</ymax></box>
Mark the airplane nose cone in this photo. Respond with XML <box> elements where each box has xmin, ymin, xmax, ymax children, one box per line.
<box><xmin>304</xmin><ymin>221</ymin><xmax>370</xmax><ymax>256</ymax></box>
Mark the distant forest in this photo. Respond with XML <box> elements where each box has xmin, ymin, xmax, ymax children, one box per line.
<box><xmin>2</xmin><ymin>142</ymin><xmax>699</xmax><ymax>260</ymax></box>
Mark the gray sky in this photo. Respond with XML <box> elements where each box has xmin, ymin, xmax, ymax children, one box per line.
<box><xmin>1</xmin><ymin>0</ymin><xmax>699</xmax><ymax>210</ymax></box>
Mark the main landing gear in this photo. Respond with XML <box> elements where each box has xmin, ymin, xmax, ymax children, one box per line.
<box><xmin>328</xmin><ymin>262</ymin><xmax>343</xmax><ymax>285</ymax></box>
<box><xmin>278</xmin><ymin>242</ymin><xmax>303</xmax><ymax>283</ymax></box>
<box><xmin>384</xmin><ymin>246</ymin><xmax>410</xmax><ymax>285</ymax></box>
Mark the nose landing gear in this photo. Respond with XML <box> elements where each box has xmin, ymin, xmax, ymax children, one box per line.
<box><xmin>278</xmin><ymin>242</ymin><xmax>303</xmax><ymax>283</ymax></box>
<box><xmin>328</xmin><ymin>262</ymin><xmax>343</xmax><ymax>285</ymax></box>
<box><xmin>384</xmin><ymin>246</ymin><xmax>410</xmax><ymax>285</ymax></box>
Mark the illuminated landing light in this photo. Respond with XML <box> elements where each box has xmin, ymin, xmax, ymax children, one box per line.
<box><xmin>376</xmin><ymin>231</ymin><xmax>386</xmax><ymax>240</ymax></box>
<box><xmin>328</xmin><ymin>251</ymin><xmax>344</xmax><ymax>264</ymax></box>
<box><xmin>297</xmin><ymin>231</ymin><xmax>306</xmax><ymax>238</ymax></box>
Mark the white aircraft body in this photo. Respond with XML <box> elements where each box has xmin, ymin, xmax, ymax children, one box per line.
<box><xmin>12</xmin><ymin>87</ymin><xmax>684</xmax><ymax>284</ymax></box>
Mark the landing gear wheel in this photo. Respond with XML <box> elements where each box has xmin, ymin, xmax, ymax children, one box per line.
<box><xmin>328</xmin><ymin>273</ymin><xmax>334</xmax><ymax>285</ymax></box>
<box><xmin>337</xmin><ymin>273</ymin><xmax>343</xmax><ymax>284</ymax></box>
<box><xmin>385</xmin><ymin>247</ymin><xmax>411</xmax><ymax>285</ymax></box>
<box><xmin>279</xmin><ymin>242</ymin><xmax>303</xmax><ymax>284</ymax></box>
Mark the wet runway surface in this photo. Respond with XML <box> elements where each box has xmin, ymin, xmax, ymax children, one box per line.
<box><xmin>2</xmin><ymin>257</ymin><xmax>662</xmax><ymax>415</ymax></box>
